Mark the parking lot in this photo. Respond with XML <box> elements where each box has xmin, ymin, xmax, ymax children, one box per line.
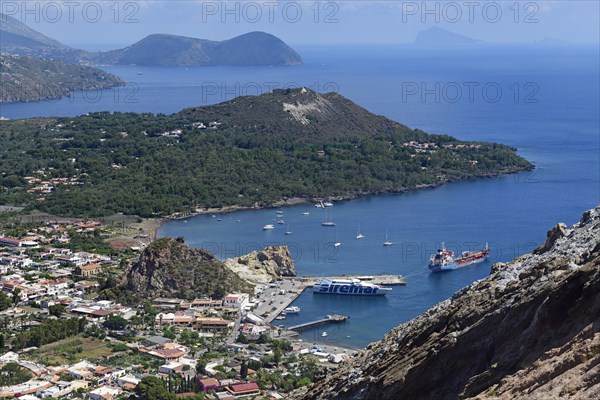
<box><xmin>252</xmin><ymin>278</ymin><xmax>312</xmax><ymax>323</ymax></box>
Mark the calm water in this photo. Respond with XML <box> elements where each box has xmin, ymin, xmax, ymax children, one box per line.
<box><xmin>4</xmin><ymin>45</ymin><xmax>599</xmax><ymax>348</ymax></box>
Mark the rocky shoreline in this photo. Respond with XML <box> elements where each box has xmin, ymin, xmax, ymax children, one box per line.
<box><xmin>162</xmin><ymin>165</ymin><xmax>533</xmax><ymax>224</ymax></box>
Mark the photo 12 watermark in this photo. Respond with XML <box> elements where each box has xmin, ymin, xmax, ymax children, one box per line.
<box><xmin>188</xmin><ymin>240</ymin><xmax>539</xmax><ymax>267</ymax></box>
<box><xmin>400</xmin><ymin>1</ymin><xmax>540</xmax><ymax>24</ymax></box>
<box><xmin>401</xmin><ymin>81</ymin><xmax>540</xmax><ymax>104</ymax></box>
<box><xmin>1</xmin><ymin>1</ymin><xmax>140</xmax><ymax>24</ymax></box>
<box><xmin>200</xmin><ymin>81</ymin><xmax>340</xmax><ymax>103</ymax></box>
<box><xmin>10</xmin><ymin>82</ymin><xmax>140</xmax><ymax>104</ymax></box>
<box><xmin>199</xmin><ymin>1</ymin><xmax>340</xmax><ymax>24</ymax></box>
<box><xmin>198</xmin><ymin>240</ymin><xmax>342</xmax><ymax>264</ymax></box>
<box><xmin>396</xmin><ymin>241</ymin><xmax>539</xmax><ymax>264</ymax></box>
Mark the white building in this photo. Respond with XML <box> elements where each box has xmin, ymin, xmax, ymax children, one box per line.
<box><xmin>117</xmin><ymin>375</ymin><xmax>141</xmax><ymax>388</ymax></box>
<box><xmin>89</xmin><ymin>386</ymin><xmax>123</xmax><ymax>400</ymax></box>
<box><xmin>223</xmin><ymin>293</ymin><xmax>249</xmax><ymax>310</ymax></box>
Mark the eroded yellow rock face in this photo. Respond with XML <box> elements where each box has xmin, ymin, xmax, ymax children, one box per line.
<box><xmin>224</xmin><ymin>245</ymin><xmax>296</xmax><ymax>284</ymax></box>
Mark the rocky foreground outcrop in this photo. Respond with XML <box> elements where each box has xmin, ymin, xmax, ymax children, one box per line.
<box><xmin>224</xmin><ymin>246</ymin><xmax>296</xmax><ymax>283</ymax></box>
<box><xmin>296</xmin><ymin>206</ymin><xmax>600</xmax><ymax>400</ymax></box>
<box><xmin>115</xmin><ymin>237</ymin><xmax>252</xmax><ymax>304</ymax></box>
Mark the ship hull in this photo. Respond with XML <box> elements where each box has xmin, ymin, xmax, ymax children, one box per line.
<box><xmin>313</xmin><ymin>283</ymin><xmax>389</xmax><ymax>296</ymax></box>
<box><xmin>429</xmin><ymin>251</ymin><xmax>489</xmax><ymax>272</ymax></box>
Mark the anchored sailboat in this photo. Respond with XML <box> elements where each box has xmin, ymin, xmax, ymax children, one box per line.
<box><xmin>356</xmin><ymin>223</ymin><xmax>365</xmax><ymax>239</ymax></box>
<box><xmin>334</xmin><ymin>227</ymin><xmax>342</xmax><ymax>247</ymax></box>
<box><xmin>383</xmin><ymin>229</ymin><xmax>393</xmax><ymax>246</ymax></box>
<box><xmin>322</xmin><ymin>209</ymin><xmax>335</xmax><ymax>227</ymax></box>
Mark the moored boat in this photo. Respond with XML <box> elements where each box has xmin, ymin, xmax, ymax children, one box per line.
<box><xmin>383</xmin><ymin>229</ymin><xmax>393</xmax><ymax>246</ymax></box>
<box><xmin>313</xmin><ymin>277</ymin><xmax>391</xmax><ymax>296</ymax></box>
<box><xmin>428</xmin><ymin>242</ymin><xmax>490</xmax><ymax>272</ymax></box>
<box><xmin>322</xmin><ymin>210</ymin><xmax>335</xmax><ymax>227</ymax></box>
<box><xmin>356</xmin><ymin>223</ymin><xmax>365</xmax><ymax>239</ymax></box>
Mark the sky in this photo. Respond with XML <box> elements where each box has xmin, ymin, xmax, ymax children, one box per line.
<box><xmin>1</xmin><ymin>1</ymin><xmax>599</xmax><ymax>48</ymax></box>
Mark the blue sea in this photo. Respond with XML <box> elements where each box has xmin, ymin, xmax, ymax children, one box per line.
<box><xmin>3</xmin><ymin>45</ymin><xmax>599</xmax><ymax>348</ymax></box>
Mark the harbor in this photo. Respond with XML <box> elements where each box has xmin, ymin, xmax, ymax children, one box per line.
<box><xmin>254</xmin><ymin>275</ymin><xmax>406</xmax><ymax>324</ymax></box>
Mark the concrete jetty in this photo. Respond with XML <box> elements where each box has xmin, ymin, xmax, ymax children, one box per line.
<box><xmin>288</xmin><ymin>314</ymin><xmax>349</xmax><ymax>331</ymax></box>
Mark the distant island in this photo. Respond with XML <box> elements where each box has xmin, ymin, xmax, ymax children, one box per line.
<box><xmin>414</xmin><ymin>26</ymin><xmax>483</xmax><ymax>46</ymax></box>
<box><xmin>0</xmin><ymin>54</ymin><xmax>124</xmax><ymax>103</ymax></box>
<box><xmin>0</xmin><ymin>88</ymin><xmax>532</xmax><ymax>217</ymax></box>
<box><xmin>86</xmin><ymin>32</ymin><xmax>303</xmax><ymax>67</ymax></box>
<box><xmin>0</xmin><ymin>13</ymin><xmax>302</xmax><ymax>67</ymax></box>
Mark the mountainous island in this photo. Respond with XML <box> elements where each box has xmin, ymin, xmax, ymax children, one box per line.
<box><xmin>0</xmin><ymin>13</ymin><xmax>302</xmax><ymax>66</ymax></box>
<box><xmin>88</xmin><ymin>32</ymin><xmax>303</xmax><ymax>67</ymax></box>
<box><xmin>0</xmin><ymin>88</ymin><xmax>532</xmax><ymax>217</ymax></box>
<box><xmin>414</xmin><ymin>27</ymin><xmax>483</xmax><ymax>46</ymax></box>
<box><xmin>0</xmin><ymin>12</ymin><xmax>78</xmax><ymax>60</ymax></box>
<box><xmin>295</xmin><ymin>206</ymin><xmax>600</xmax><ymax>399</ymax></box>
<box><xmin>0</xmin><ymin>54</ymin><xmax>124</xmax><ymax>103</ymax></box>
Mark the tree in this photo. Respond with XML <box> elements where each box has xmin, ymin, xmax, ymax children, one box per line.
<box><xmin>12</xmin><ymin>317</ymin><xmax>86</xmax><ymax>350</ymax></box>
<box><xmin>256</xmin><ymin>333</ymin><xmax>270</xmax><ymax>344</ymax></box>
<box><xmin>135</xmin><ymin>376</ymin><xmax>176</xmax><ymax>400</ymax></box>
<box><xmin>273</xmin><ymin>347</ymin><xmax>283</xmax><ymax>366</ymax></box>
<box><xmin>240</xmin><ymin>361</ymin><xmax>248</xmax><ymax>379</ymax></box>
<box><xmin>247</xmin><ymin>359</ymin><xmax>261</xmax><ymax>371</ymax></box>
<box><xmin>49</xmin><ymin>304</ymin><xmax>66</xmax><ymax>317</ymax></box>
<box><xmin>102</xmin><ymin>314</ymin><xmax>128</xmax><ymax>330</ymax></box>
<box><xmin>0</xmin><ymin>362</ymin><xmax>32</xmax><ymax>386</ymax></box>
<box><xmin>195</xmin><ymin>359</ymin><xmax>207</xmax><ymax>375</ymax></box>
<box><xmin>163</xmin><ymin>327</ymin><xmax>176</xmax><ymax>340</ymax></box>
<box><xmin>12</xmin><ymin>287</ymin><xmax>21</xmax><ymax>306</ymax></box>
<box><xmin>0</xmin><ymin>292</ymin><xmax>10</xmax><ymax>311</ymax></box>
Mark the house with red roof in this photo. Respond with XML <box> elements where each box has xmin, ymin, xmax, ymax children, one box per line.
<box><xmin>225</xmin><ymin>382</ymin><xmax>260</xmax><ymax>398</ymax></box>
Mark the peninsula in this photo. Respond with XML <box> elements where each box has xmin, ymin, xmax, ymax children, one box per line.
<box><xmin>0</xmin><ymin>54</ymin><xmax>124</xmax><ymax>103</ymax></box>
<box><xmin>0</xmin><ymin>88</ymin><xmax>532</xmax><ymax>217</ymax></box>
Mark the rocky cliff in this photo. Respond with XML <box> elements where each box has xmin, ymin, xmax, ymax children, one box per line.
<box><xmin>224</xmin><ymin>246</ymin><xmax>296</xmax><ymax>283</ymax></box>
<box><xmin>296</xmin><ymin>206</ymin><xmax>600</xmax><ymax>400</ymax></box>
<box><xmin>115</xmin><ymin>237</ymin><xmax>252</xmax><ymax>304</ymax></box>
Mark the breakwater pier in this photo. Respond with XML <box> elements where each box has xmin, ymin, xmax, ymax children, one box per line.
<box><xmin>288</xmin><ymin>314</ymin><xmax>349</xmax><ymax>331</ymax></box>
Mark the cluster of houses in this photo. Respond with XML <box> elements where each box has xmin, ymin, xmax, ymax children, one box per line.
<box><xmin>0</xmin><ymin>220</ymin><xmax>353</xmax><ymax>399</ymax></box>
<box><xmin>442</xmin><ymin>143</ymin><xmax>482</xmax><ymax>149</ymax></box>
<box><xmin>402</xmin><ymin>141</ymin><xmax>439</xmax><ymax>153</ymax></box>
<box><xmin>0</xmin><ymin>352</ymin><xmax>132</xmax><ymax>399</ymax></box>
<box><xmin>401</xmin><ymin>141</ymin><xmax>481</xmax><ymax>166</ymax></box>
<box><xmin>0</xmin><ymin>335</ymin><xmax>272</xmax><ymax>400</ymax></box>
<box><xmin>24</xmin><ymin>170</ymin><xmax>82</xmax><ymax>202</ymax></box>
<box><xmin>144</xmin><ymin>121</ymin><xmax>222</xmax><ymax>140</ymax></box>
<box><xmin>0</xmin><ymin>220</ymin><xmax>114</xmax><ymax>299</ymax></box>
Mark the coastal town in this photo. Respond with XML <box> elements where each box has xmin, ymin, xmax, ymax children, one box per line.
<box><xmin>0</xmin><ymin>216</ymin><xmax>382</xmax><ymax>400</ymax></box>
